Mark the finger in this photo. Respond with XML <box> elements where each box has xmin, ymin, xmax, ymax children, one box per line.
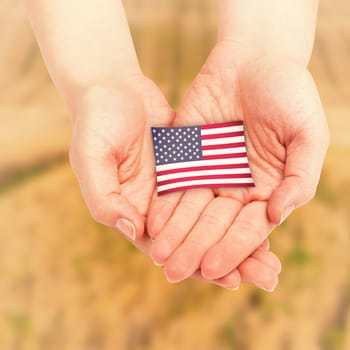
<box><xmin>191</xmin><ymin>252</ymin><xmax>280</xmax><ymax>291</ymax></box>
<box><xmin>261</xmin><ymin>239</ymin><xmax>270</xmax><ymax>250</ymax></box>
<box><xmin>122</xmin><ymin>232</ymin><xmax>152</xmax><ymax>257</ymax></box>
<box><xmin>250</xmin><ymin>245</ymin><xmax>282</xmax><ymax>275</ymax></box>
<box><xmin>268</xmin><ymin>129</ymin><xmax>329</xmax><ymax>224</ymax></box>
<box><xmin>70</xmin><ymin>147</ymin><xmax>144</xmax><ymax>241</ymax></box>
<box><xmin>192</xmin><ymin>269</ymin><xmax>242</xmax><ymax>290</ymax></box>
<box><xmin>150</xmin><ymin>189</ymin><xmax>214</xmax><ymax>264</ymax></box>
<box><xmin>193</xmin><ymin>251</ymin><xmax>280</xmax><ymax>291</ymax></box>
<box><xmin>163</xmin><ymin>197</ymin><xmax>242</xmax><ymax>282</ymax></box>
<box><xmin>201</xmin><ymin>201</ymin><xmax>275</xmax><ymax>280</ymax></box>
<box><xmin>238</xmin><ymin>257</ymin><xmax>279</xmax><ymax>292</ymax></box>
<box><xmin>208</xmin><ymin>242</ymin><xmax>280</xmax><ymax>290</ymax></box>
<box><xmin>204</xmin><ymin>241</ymin><xmax>281</xmax><ymax>290</ymax></box>
<box><xmin>147</xmin><ymin>190</ymin><xmax>183</xmax><ymax>239</ymax></box>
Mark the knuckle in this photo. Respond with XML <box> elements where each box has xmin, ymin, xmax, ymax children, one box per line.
<box><xmin>293</xmin><ymin>178</ymin><xmax>317</xmax><ymax>205</ymax></box>
<box><xmin>89</xmin><ymin>201</ymin><xmax>106</xmax><ymax>224</ymax></box>
<box><xmin>185</xmin><ymin>238</ymin><xmax>207</xmax><ymax>255</ymax></box>
<box><xmin>165</xmin><ymin>222</ymin><xmax>185</xmax><ymax>239</ymax></box>
<box><xmin>179</xmin><ymin>198</ymin><xmax>203</xmax><ymax>215</ymax></box>
<box><xmin>303</xmin><ymin>184</ymin><xmax>317</xmax><ymax>203</ymax></box>
<box><xmin>200</xmin><ymin>213</ymin><xmax>227</xmax><ymax>231</ymax></box>
<box><xmin>295</xmin><ymin>170</ymin><xmax>317</xmax><ymax>205</ymax></box>
<box><xmin>237</xmin><ymin>219</ymin><xmax>264</xmax><ymax>243</ymax></box>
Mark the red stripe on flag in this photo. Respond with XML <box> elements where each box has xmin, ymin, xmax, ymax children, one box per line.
<box><xmin>200</xmin><ymin>121</ymin><xmax>244</xmax><ymax>129</ymax></box>
<box><xmin>202</xmin><ymin>142</ymin><xmax>245</xmax><ymax>150</ymax></box>
<box><xmin>201</xmin><ymin>131</ymin><xmax>244</xmax><ymax>140</ymax></box>
<box><xmin>158</xmin><ymin>182</ymin><xmax>255</xmax><ymax>195</ymax></box>
<box><xmin>156</xmin><ymin>163</ymin><xmax>250</xmax><ymax>176</ymax></box>
<box><xmin>157</xmin><ymin>173</ymin><xmax>252</xmax><ymax>186</ymax></box>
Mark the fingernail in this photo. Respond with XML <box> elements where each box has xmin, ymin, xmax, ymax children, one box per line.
<box><xmin>280</xmin><ymin>204</ymin><xmax>295</xmax><ymax>225</ymax></box>
<box><xmin>116</xmin><ymin>218</ymin><xmax>136</xmax><ymax>240</ymax></box>
<box><xmin>166</xmin><ymin>276</ymin><xmax>181</xmax><ymax>284</ymax></box>
<box><xmin>227</xmin><ymin>286</ymin><xmax>240</xmax><ymax>291</ymax></box>
<box><xmin>261</xmin><ymin>279</ymin><xmax>278</xmax><ymax>292</ymax></box>
<box><xmin>153</xmin><ymin>261</ymin><xmax>163</xmax><ymax>267</ymax></box>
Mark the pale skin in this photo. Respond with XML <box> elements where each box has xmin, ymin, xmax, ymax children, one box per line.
<box><xmin>25</xmin><ymin>0</ymin><xmax>328</xmax><ymax>291</ymax></box>
<box><xmin>148</xmin><ymin>0</ymin><xmax>329</xmax><ymax>284</ymax></box>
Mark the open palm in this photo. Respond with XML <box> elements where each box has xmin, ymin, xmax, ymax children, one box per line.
<box><xmin>148</xmin><ymin>42</ymin><xmax>328</xmax><ymax>285</ymax></box>
<box><xmin>69</xmin><ymin>74</ymin><xmax>280</xmax><ymax>290</ymax></box>
<box><xmin>69</xmin><ymin>76</ymin><xmax>173</xmax><ymax>239</ymax></box>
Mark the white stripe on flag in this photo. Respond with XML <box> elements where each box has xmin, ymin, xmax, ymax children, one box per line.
<box><xmin>202</xmin><ymin>146</ymin><xmax>246</xmax><ymax>156</ymax></box>
<box><xmin>201</xmin><ymin>136</ymin><xmax>245</xmax><ymax>146</ymax></box>
<box><xmin>157</xmin><ymin>178</ymin><xmax>254</xmax><ymax>192</ymax></box>
<box><xmin>156</xmin><ymin>157</ymin><xmax>249</xmax><ymax>172</ymax></box>
<box><xmin>200</xmin><ymin>125</ymin><xmax>244</xmax><ymax>135</ymax></box>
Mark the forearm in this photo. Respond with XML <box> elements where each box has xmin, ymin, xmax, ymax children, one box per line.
<box><xmin>218</xmin><ymin>0</ymin><xmax>319</xmax><ymax>65</ymax></box>
<box><xmin>25</xmin><ymin>0</ymin><xmax>140</xmax><ymax>112</ymax></box>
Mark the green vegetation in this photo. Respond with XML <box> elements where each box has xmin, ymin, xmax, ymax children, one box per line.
<box><xmin>286</xmin><ymin>246</ymin><xmax>313</xmax><ymax>266</ymax></box>
<box><xmin>321</xmin><ymin>327</ymin><xmax>346</xmax><ymax>350</ymax></box>
<box><xmin>0</xmin><ymin>153</ymin><xmax>67</xmax><ymax>194</ymax></box>
<box><xmin>4</xmin><ymin>311</ymin><xmax>33</xmax><ymax>338</ymax></box>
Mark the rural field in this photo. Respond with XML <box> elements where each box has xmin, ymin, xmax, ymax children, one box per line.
<box><xmin>0</xmin><ymin>0</ymin><xmax>349</xmax><ymax>349</ymax></box>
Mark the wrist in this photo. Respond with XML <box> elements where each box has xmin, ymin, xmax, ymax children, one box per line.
<box><xmin>217</xmin><ymin>38</ymin><xmax>310</xmax><ymax>68</ymax></box>
<box><xmin>216</xmin><ymin>36</ymin><xmax>310</xmax><ymax>68</ymax></box>
<box><xmin>69</xmin><ymin>72</ymin><xmax>145</xmax><ymax>125</ymax></box>
<box><xmin>218</xmin><ymin>0</ymin><xmax>318</xmax><ymax>67</ymax></box>
<box><xmin>212</xmin><ymin>40</ymin><xmax>309</xmax><ymax>72</ymax></box>
<box><xmin>63</xmin><ymin>69</ymin><xmax>144</xmax><ymax>118</ymax></box>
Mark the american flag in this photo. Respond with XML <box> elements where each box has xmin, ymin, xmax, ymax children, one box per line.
<box><xmin>151</xmin><ymin>121</ymin><xmax>254</xmax><ymax>195</ymax></box>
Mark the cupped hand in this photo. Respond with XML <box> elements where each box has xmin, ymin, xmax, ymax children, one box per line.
<box><xmin>147</xmin><ymin>42</ymin><xmax>328</xmax><ymax>285</ymax></box>
<box><xmin>69</xmin><ymin>75</ymin><xmax>174</xmax><ymax>240</ymax></box>
<box><xmin>69</xmin><ymin>73</ymin><xmax>281</xmax><ymax>290</ymax></box>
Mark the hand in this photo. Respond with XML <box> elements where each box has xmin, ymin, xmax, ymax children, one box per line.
<box><xmin>69</xmin><ymin>73</ymin><xmax>281</xmax><ymax>290</ymax></box>
<box><xmin>147</xmin><ymin>42</ymin><xmax>328</xmax><ymax>286</ymax></box>
<box><xmin>69</xmin><ymin>75</ymin><xmax>174</xmax><ymax>239</ymax></box>
<box><xmin>134</xmin><ymin>234</ymin><xmax>280</xmax><ymax>291</ymax></box>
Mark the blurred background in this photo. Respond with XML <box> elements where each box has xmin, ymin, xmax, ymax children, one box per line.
<box><xmin>0</xmin><ymin>0</ymin><xmax>349</xmax><ymax>349</ymax></box>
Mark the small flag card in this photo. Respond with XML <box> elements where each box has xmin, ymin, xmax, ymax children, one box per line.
<box><xmin>151</xmin><ymin>121</ymin><xmax>254</xmax><ymax>195</ymax></box>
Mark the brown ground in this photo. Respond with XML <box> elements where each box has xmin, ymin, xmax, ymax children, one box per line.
<box><xmin>0</xmin><ymin>1</ymin><xmax>349</xmax><ymax>349</ymax></box>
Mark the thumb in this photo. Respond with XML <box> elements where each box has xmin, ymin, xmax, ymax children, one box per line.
<box><xmin>267</xmin><ymin>130</ymin><xmax>329</xmax><ymax>224</ymax></box>
<box><xmin>70</xmin><ymin>146</ymin><xmax>144</xmax><ymax>241</ymax></box>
